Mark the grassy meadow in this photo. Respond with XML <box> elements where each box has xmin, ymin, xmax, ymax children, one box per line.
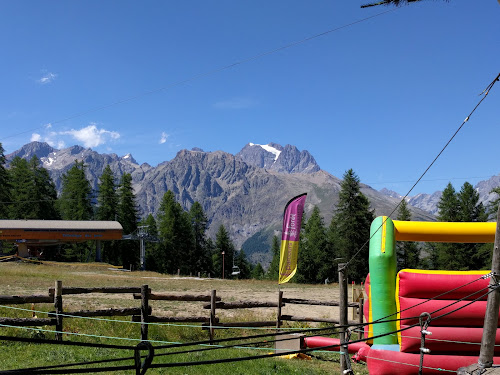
<box><xmin>0</xmin><ymin>261</ymin><xmax>369</xmax><ymax>374</ymax></box>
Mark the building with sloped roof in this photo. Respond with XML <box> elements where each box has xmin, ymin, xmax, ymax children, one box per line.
<box><xmin>0</xmin><ymin>220</ymin><xmax>123</xmax><ymax>260</ymax></box>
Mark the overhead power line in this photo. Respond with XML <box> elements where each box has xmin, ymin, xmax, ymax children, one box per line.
<box><xmin>343</xmin><ymin>71</ymin><xmax>500</xmax><ymax>271</ymax></box>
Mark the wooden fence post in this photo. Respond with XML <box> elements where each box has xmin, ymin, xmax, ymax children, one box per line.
<box><xmin>210</xmin><ymin>289</ymin><xmax>217</xmax><ymax>343</ymax></box>
<box><xmin>358</xmin><ymin>298</ymin><xmax>364</xmax><ymax>326</ymax></box>
<box><xmin>141</xmin><ymin>284</ymin><xmax>149</xmax><ymax>341</ymax></box>
<box><xmin>276</xmin><ymin>290</ymin><xmax>283</xmax><ymax>329</ymax></box>
<box><xmin>54</xmin><ymin>280</ymin><xmax>63</xmax><ymax>341</ymax></box>
<box><xmin>338</xmin><ymin>263</ymin><xmax>348</xmax><ymax>373</ymax></box>
<box><xmin>479</xmin><ymin>206</ymin><xmax>500</xmax><ymax>366</ymax></box>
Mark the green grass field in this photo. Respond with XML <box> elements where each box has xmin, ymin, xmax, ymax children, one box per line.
<box><xmin>0</xmin><ymin>261</ymin><xmax>369</xmax><ymax>374</ymax></box>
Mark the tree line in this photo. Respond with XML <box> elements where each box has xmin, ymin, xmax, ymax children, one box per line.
<box><xmin>0</xmin><ymin>143</ymin><xmax>263</xmax><ymax>278</ymax></box>
<box><xmin>0</xmin><ymin>141</ymin><xmax>498</xmax><ymax>282</ymax></box>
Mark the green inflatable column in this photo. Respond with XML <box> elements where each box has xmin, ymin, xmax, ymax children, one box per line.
<box><xmin>368</xmin><ymin>216</ymin><xmax>399</xmax><ymax>349</ymax></box>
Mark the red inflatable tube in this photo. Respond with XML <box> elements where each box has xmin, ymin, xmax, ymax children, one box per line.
<box><xmin>399</xmin><ymin>297</ymin><xmax>490</xmax><ymax>326</ymax></box>
<box><xmin>367</xmin><ymin>349</ymin><xmax>500</xmax><ymax>374</ymax></box>
<box><xmin>397</xmin><ymin>270</ymin><xmax>490</xmax><ymax>300</ymax></box>
<box><xmin>399</xmin><ymin>325</ymin><xmax>500</xmax><ymax>354</ymax></box>
<box><xmin>304</xmin><ymin>336</ymin><xmax>370</xmax><ymax>355</ymax></box>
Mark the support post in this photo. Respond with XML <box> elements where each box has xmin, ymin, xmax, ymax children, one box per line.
<box><xmin>95</xmin><ymin>240</ymin><xmax>101</xmax><ymax>262</ymax></box>
<box><xmin>54</xmin><ymin>280</ymin><xmax>63</xmax><ymax>341</ymax></box>
<box><xmin>479</xmin><ymin>206</ymin><xmax>500</xmax><ymax>367</ymax></box>
<box><xmin>209</xmin><ymin>289</ymin><xmax>217</xmax><ymax>343</ymax></box>
<box><xmin>338</xmin><ymin>263</ymin><xmax>348</xmax><ymax>373</ymax></box>
<box><xmin>358</xmin><ymin>298</ymin><xmax>364</xmax><ymax>326</ymax></box>
<box><xmin>459</xmin><ymin>206</ymin><xmax>500</xmax><ymax>374</ymax></box>
<box><xmin>276</xmin><ymin>290</ymin><xmax>283</xmax><ymax>329</ymax></box>
<box><xmin>140</xmin><ymin>284</ymin><xmax>149</xmax><ymax>341</ymax></box>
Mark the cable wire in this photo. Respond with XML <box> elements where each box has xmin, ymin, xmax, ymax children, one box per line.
<box><xmin>342</xmin><ymin>72</ymin><xmax>500</xmax><ymax>271</ymax></box>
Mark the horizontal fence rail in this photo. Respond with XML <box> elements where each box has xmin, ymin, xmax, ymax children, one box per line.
<box><xmin>0</xmin><ymin>280</ymin><xmax>364</xmax><ymax>344</ymax></box>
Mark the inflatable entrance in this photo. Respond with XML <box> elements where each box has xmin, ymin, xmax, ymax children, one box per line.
<box><xmin>365</xmin><ymin>217</ymin><xmax>499</xmax><ymax>374</ymax></box>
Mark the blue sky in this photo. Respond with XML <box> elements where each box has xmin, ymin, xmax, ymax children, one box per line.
<box><xmin>1</xmin><ymin>1</ymin><xmax>499</xmax><ymax>196</ymax></box>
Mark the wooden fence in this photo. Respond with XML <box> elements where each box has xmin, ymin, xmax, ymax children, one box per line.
<box><xmin>0</xmin><ymin>280</ymin><xmax>363</xmax><ymax>343</ymax></box>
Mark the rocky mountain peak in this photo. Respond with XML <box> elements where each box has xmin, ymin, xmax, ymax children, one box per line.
<box><xmin>5</xmin><ymin>141</ymin><xmax>56</xmax><ymax>164</ymax></box>
<box><xmin>236</xmin><ymin>142</ymin><xmax>320</xmax><ymax>174</ymax></box>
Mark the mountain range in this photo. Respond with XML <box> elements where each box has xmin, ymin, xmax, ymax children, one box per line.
<box><xmin>7</xmin><ymin>141</ymin><xmax>498</xmax><ymax>266</ymax></box>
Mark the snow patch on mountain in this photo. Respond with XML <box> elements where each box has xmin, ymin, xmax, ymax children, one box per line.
<box><xmin>249</xmin><ymin>143</ymin><xmax>281</xmax><ymax>161</ymax></box>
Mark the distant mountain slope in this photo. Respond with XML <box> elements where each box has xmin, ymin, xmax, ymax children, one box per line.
<box><xmin>6</xmin><ymin>141</ymin><xmax>437</xmax><ymax>266</ymax></box>
<box><xmin>236</xmin><ymin>143</ymin><xmax>320</xmax><ymax>174</ymax></box>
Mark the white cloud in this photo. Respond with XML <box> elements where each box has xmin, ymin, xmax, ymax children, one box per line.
<box><xmin>60</xmin><ymin>124</ymin><xmax>120</xmax><ymax>148</ymax></box>
<box><xmin>159</xmin><ymin>131</ymin><xmax>169</xmax><ymax>144</ymax></box>
<box><xmin>214</xmin><ymin>97</ymin><xmax>257</xmax><ymax>110</ymax></box>
<box><xmin>31</xmin><ymin>133</ymin><xmax>41</xmax><ymax>142</ymax></box>
<box><xmin>38</xmin><ymin>72</ymin><xmax>57</xmax><ymax>85</ymax></box>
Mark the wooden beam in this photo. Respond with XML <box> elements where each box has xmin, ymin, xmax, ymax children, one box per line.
<box><xmin>0</xmin><ymin>295</ymin><xmax>52</xmax><ymax>304</ymax></box>
<box><xmin>203</xmin><ymin>301</ymin><xmax>280</xmax><ymax>309</ymax></box>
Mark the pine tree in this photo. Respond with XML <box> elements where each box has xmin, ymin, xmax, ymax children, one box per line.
<box><xmin>96</xmin><ymin>166</ymin><xmax>120</xmax><ymax>265</ymax></box>
<box><xmin>96</xmin><ymin>165</ymin><xmax>117</xmax><ymax>221</ymax></box>
<box><xmin>189</xmin><ymin>202</ymin><xmax>211</xmax><ymax>275</ymax></box>
<box><xmin>434</xmin><ymin>182</ymin><xmax>490</xmax><ymax>270</ymax></box>
<box><xmin>437</xmin><ymin>183</ymin><xmax>459</xmax><ymax>222</ymax></box>
<box><xmin>117</xmin><ymin>173</ymin><xmax>139</xmax><ymax>234</ymax></box>
<box><xmin>8</xmin><ymin>157</ymin><xmax>36</xmax><ymax>219</ymax></box>
<box><xmin>234</xmin><ymin>249</ymin><xmax>252</xmax><ymax>279</ymax></box>
<box><xmin>332</xmin><ymin>169</ymin><xmax>374</xmax><ymax>282</ymax></box>
<box><xmin>59</xmin><ymin>161</ymin><xmax>93</xmax><ymax>220</ymax></box>
<box><xmin>29</xmin><ymin>156</ymin><xmax>59</xmax><ymax>220</ymax></box>
<box><xmin>458</xmin><ymin>182</ymin><xmax>487</xmax><ymax>222</ymax></box>
<box><xmin>251</xmin><ymin>263</ymin><xmax>265</xmax><ymax>280</ymax></box>
<box><xmin>117</xmin><ymin>173</ymin><xmax>140</xmax><ymax>269</ymax></box>
<box><xmin>0</xmin><ymin>143</ymin><xmax>10</xmax><ymax>219</ymax></box>
<box><xmin>213</xmin><ymin>224</ymin><xmax>235</xmax><ymax>279</ymax></box>
<box><xmin>8</xmin><ymin>156</ymin><xmax>59</xmax><ymax>220</ymax></box>
<box><xmin>266</xmin><ymin>235</ymin><xmax>280</xmax><ymax>280</ymax></box>
<box><xmin>396</xmin><ymin>199</ymin><xmax>419</xmax><ymax>270</ymax></box>
<box><xmin>142</xmin><ymin>214</ymin><xmax>161</xmax><ymax>272</ymax></box>
<box><xmin>296</xmin><ymin>206</ymin><xmax>328</xmax><ymax>283</ymax></box>
<box><xmin>487</xmin><ymin>187</ymin><xmax>500</xmax><ymax>220</ymax></box>
<box><xmin>157</xmin><ymin>191</ymin><xmax>194</xmax><ymax>274</ymax></box>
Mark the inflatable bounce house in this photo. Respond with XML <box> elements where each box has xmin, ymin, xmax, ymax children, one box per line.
<box><xmin>305</xmin><ymin>216</ymin><xmax>500</xmax><ymax>373</ymax></box>
<box><xmin>366</xmin><ymin>216</ymin><xmax>500</xmax><ymax>374</ymax></box>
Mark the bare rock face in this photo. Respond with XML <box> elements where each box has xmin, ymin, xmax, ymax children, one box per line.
<box><xmin>236</xmin><ymin>143</ymin><xmax>320</xmax><ymax>174</ymax></box>
<box><xmin>6</xmin><ymin>141</ymin><xmax>438</xmax><ymax>266</ymax></box>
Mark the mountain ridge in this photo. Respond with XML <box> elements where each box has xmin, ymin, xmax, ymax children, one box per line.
<box><xmin>6</xmin><ymin>141</ymin><xmax>439</xmax><ymax>265</ymax></box>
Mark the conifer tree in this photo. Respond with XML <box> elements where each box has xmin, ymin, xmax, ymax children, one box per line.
<box><xmin>142</xmin><ymin>214</ymin><xmax>161</xmax><ymax>272</ymax></box>
<box><xmin>331</xmin><ymin>169</ymin><xmax>374</xmax><ymax>282</ymax></box>
<box><xmin>29</xmin><ymin>156</ymin><xmax>59</xmax><ymax>220</ymax></box>
<box><xmin>8</xmin><ymin>157</ymin><xmax>36</xmax><ymax>219</ymax></box>
<box><xmin>157</xmin><ymin>191</ymin><xmax>193</xmax><ymax>274</ymax></box>
<box><xmin>96</xmin><ymin>166</ymin><xmax>120</xmax><ymax>265</ymax></box>
<box><xmin>396</xmin><ymin>199</ymin><xmax>419</xmax><ymax>270</ymax></box>
<box><xmin>117</xmin><ymin>173</ymin><xmax>139</xmax><ymax>234</ymax></box>
<box><xmin>8</xmin><ymin>156</ymin><xmax>58</xmax><ymax>220</ymax></box>
<box><xmin>96</xmin><ymin>165</ymin><xmax>117</xmax><ymax>221</ymax></box>
<box><xmin>437</xmin><ymin>183</ymin><xmax>459</xmax><ymax>222</ymax></box>
<box><xmin>117</xmin><ymin>173</ymin><xmax>140</xmax><ymax>268</ymax></box>
<box><xmin>189</xmin><ymin>201</ymin><xmax>211</xmax><ymax>275</ymax></box>
<box><xmin>266</xmin><ymin>235</ymin><xmax>280</xmax><ymax>280</ymax></box>
<box><xmin>251</xmin><ymin>263</ymin><xmax>265</xmax><ymax>280</ymax></box>
<box><xmin>0</xmin><ymin>143</ymin><xmax>10</xmax><ymax>219</ymax></box>
<box><xmin>59</xmin><ymin>160</ymin><xmax>93</xmax><ymax>220</ymax></box>
<box><xmin>434</xmin><ymin>182</ymin><xmax>490</xmax><ymax>270</ymax></box>
<box><xmin>296</xmin><ymin>206</ymin><xmax>328</xmax><ymax>283</ymax></box>
<box><xmin>234</xmin><ymin>249</ymin><xmax>252</xmax><ymax>279</ymax></box>
<box><xmin>487</xmin><ymin>187</ymin><xmax>500</xmax><ymax>220</ymax></box>
<box><xmin>213</xmin><ymin>224</ymin><xmax>235</xmax><ymax>279</ymax></box>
